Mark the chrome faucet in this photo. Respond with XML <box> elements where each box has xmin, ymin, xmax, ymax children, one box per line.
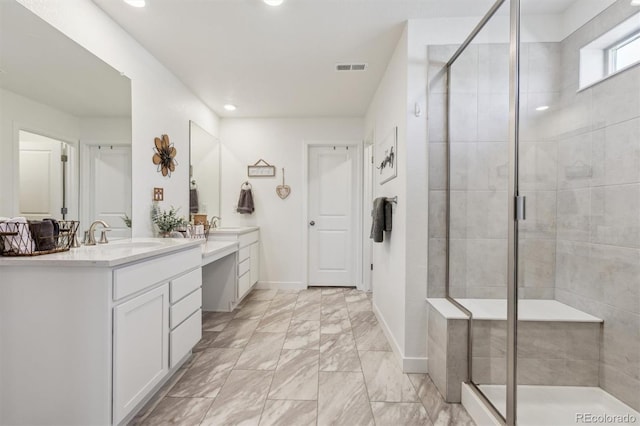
<box><xmin>209</xmin><ymin>216</ymin><xmax>221</xmax><ymax>229</ymax></box>
<box><xmin>86</xmin><ymin>220</ymin><xmax>110</xmax><ymax>245</ymax></box>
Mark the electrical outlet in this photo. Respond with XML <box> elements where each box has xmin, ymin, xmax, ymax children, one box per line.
<box><xmin>153</xmin><ymin>187</ymin><xmax>164</xmax><ymax>201</ymax></box>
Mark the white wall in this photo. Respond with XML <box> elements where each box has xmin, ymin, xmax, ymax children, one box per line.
<box><xmin>364</xmin><ymin>24</ymin><xmax>410</xmax><ymax>364</ymax></box>
<box><xmin>219</xmin><ymin>118</ymin><xmax>363</xmax><ymax>288</ymax></box>
<box><xmin>18</xmin><ymin>0</ymin><xmax>220</xmax><ymax>236</ymax></box>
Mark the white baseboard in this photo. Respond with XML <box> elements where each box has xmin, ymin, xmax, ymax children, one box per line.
<box><xmin>372</xmin><ymin>302</ymin><xmax>428</xmax><ymax>374</ymax></box>
<box><xmin>255</xmin><ymin>281</ymin><xmax>307</xmax><ymax>291</ymax></box>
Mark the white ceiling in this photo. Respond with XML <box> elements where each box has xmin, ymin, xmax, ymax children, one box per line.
<box><xmin>0</xmin><ymin>1</ymin><xmax>131</xmax><ymax>118</ymax></box>
<box><xmin>91</xmin><ymin>0</ymin><xmax>587</xmax><ymax>118</ymax></box>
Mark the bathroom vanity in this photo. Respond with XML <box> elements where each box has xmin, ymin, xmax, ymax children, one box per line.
<box><xmin>0</xmin><ymin>238</ymin><xmax>204</xmax><ymax>426</ymax></box>
<box><xmin>202</xmin><ymin>226</ymin><xmax>260</xmax><ymax>311</ymax></box>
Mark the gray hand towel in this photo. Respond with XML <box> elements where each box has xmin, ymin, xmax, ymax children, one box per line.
<box><xmin>384</xmin><ymin>200</ymin><xmax>392</xmax><ymax>232</ymax></box>
<box><xmin>370</xmin><ymin>197</ymin><xmax>386</xmax><ymax>243</ymax></box>
<box><xmin>190</xmin><ymin>188</ymin><xmax>199</xmax><ymax>214</ymax></box>
<box><xmin>29</xmin><ymin>220</ymin><xmax>55</xmax><ymax>251</ymax></box>
<box><xmin>237</xmin><ymin>188</ymin><xmax>255</xmax><ymax>214</ymax></box>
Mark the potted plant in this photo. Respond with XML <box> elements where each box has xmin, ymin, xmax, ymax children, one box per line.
<box><xmin>151</xmin><ymin>205</ymin><xmax>187</xmax><ymax>237</ymax></box>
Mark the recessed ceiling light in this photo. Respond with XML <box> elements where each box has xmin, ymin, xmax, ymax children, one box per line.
<box><xmin>123</xmin><ymin>0</ymin><xmax>146</xmax><ymax>7</ymax></box>
<box><xmin>223</xmin><ymin>104</ymin><xmax>237</xmax><ymax>111</ymax></box>
<box><xmin>263</xmin><ymin>0</ymin><xmax>284</xmax><ymax>6</ymax></box>
<box><xmin>631</xmin><ymin>0</ymin><xmax>640</xmax><ymax>6</ymax></box>
<box><xmin>535</xmin><ymin>105</ymin><xmax>549</xmax><ymax>111</ymax></box>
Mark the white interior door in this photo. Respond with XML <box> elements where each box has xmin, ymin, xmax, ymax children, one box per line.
<box><xmin>18</xmin><ymin>135</ymin><xmax>63</xmax><ymax>220</ymax></box>
<box><xmin>362</xmin><ymin>143</ymin><xmax>374</xmax><ymax>292</ymax></box>
<box><xmin>308</xmin><ymin>145</ymin><xmax>358</xmax><ymax>287</ymax></box>
<box><xmin>88</xmin><ymin>145</ymin><xmax>132</xmax><ymax>238</ymax></box>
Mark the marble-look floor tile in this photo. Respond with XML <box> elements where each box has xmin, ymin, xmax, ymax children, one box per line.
<box><xmin>201</xmin><ymin>369</ymin><xmax>273</xmax><ymax>426</ymax></box>
<box><xmin>322</xmin><ymin>304</ymin><xmax>350</xmax><ymax>320</ymax></box>
<box><xmin>351</xmin><ymin>312</ymin><xmax>392</xmax><ymax>351</ymax></box>
<box><xmin>202</xmin><ymin>311</ymin><xmax>234</xmax><ymax>332</ymax></box>
<box><xmin>319</xmin><ymin>333</ymin><xmax>361</xmax><ymax>372</ymax></box>
<box><xmin>259</xmin><ymin>400</ymin><xmax>317</xmax><ymax>426</ymax></box>
<box><xmin>168</xmin><ymin>348</ymin><xmax>243</xmax><ymax>398</ymax></box>
<box><xmin>211</xmin><ymin>319</ymin><xmax>259</xmax><ymax>349</ymax></box>
<box><xmin>235</xmin><ymin>332</ymin><xmax>286</xmax><ymax>370</ymax></box>
<box><xmin>320</xmin><ymin>287</ymin><xmax>345</xmax><ymax>295</ymax></box>
<box><xmin>297</xmin><ymin>289</ymin><xmax>322</xmax><ymax>303</ymax></box>
<box><xmin>344</xmin><ymin>290</ymin><xmax>369</xmax><ymax>303</ymax></box>
<box><xmin>321</xmin><ymin>317</ymin><xmax>352</xmax><ymax>334</ymax></box>
<box><xmin>141</xmin><ymin>396</ymin><xmax>213</xmax><ymax>426</ymax></box>
<box><xmin>283</xmin><ymin>320</ymin><xmax>320</xmax><ymax>350</ymax></box>
<box><xmin>360</xmin><ymin>351</ymin><xmax>419</xmax><ymax>402</ymax></box>
<box><xmin>268</xmin><ymin>294</ymin><xmax>299</xmax><ymax>312</ymax></box>
<box><xmin>370</xmin><ymin>402</ymin><xmax>432</xmax><ymax>425</ymax></box>
<box><xmin>317</xmin><ymin>371</ymin><xmax>374</xmax><ymax>426</ymax></box>
<box><xmin>234</xmin><ymin>300</ymin><xmax>271</xmax><ymax>320</ymax></box>
<box><xmin>408</xmin><ymin>374</ymin><xmax>475</xmax><ymax>426</ymax></box>
<box><xmin>269</xmin><ymin>349</ymin><xmax>319</xmax><ymax>400</ymax></box>
<box><xmin>247</xmin><ymin>289</ymin><xmax>278</xmax><ymax>301</ymax></box>
<box><xmin>293</xmin><ymin>302</ymin><xmax>321</xmax><ymax>321</ymax></box>
<box><xmin>257</xmin><ymin>309</ymin><xmax>293</xmax><ymax>333</ymax></box>
<box><xmin>131</xmin><ymin>368</ymin><xmax>189</xmax><ymax>424</ymax></box>
<box><xmin>321</xmin><ymin>293</ymin><xmax>346</xmax><ymax>305</ymax></box>
<box><xmin>193</xmin><ymin>331</ymin><xmax>220</xmax><ymax>352</ymax></box>
<box><xmin>347</xmin><ymin>298</ymin><xmax>373</xmax><ymax>313</ymax></box>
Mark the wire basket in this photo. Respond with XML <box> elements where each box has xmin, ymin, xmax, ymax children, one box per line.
<box><xmin>0</xmin><ymin>220</ymin><xmax>79</xmax><ymax>256</ymax></box>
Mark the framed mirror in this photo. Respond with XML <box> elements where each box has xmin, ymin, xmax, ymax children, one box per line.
<box><xmin>189</xmin><ymin>121</ymin><xmax>221</xmax><ymax>221</ymax></box>
<box><xmin>0</xmin><ymin>2</ymin><xmax>132</xmax><ymax>237</ymax></box>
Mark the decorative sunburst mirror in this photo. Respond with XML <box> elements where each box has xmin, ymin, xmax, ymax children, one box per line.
<box><xmin>152</xmin><ymin>134</ymin><xmax>177</xmax><ymax>177</ymax></box>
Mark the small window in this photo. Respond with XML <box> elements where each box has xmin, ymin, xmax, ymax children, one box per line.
<box><xmin>580</xmin><ymin>12</ymin><xmax>640</xmax><ymax>89</ymax></box>
<box><xmin>608</xmin><ymin>31</ymin><xmax>640</xmax><ymax>72</ymax></box>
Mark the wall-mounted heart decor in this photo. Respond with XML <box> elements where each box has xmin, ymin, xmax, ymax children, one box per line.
<box><xmin>276</xmin><ymin>167</ymin><xmax>291</xmax><ymax>199</ymax></box>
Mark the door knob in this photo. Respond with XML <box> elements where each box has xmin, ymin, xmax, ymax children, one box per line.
<box><xmin>309</xmin><ymin>221</ymin><xmax>315</xmax><ymax>226</ymax></box>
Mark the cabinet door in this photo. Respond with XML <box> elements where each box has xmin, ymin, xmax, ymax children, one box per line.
<box><xmin>250</xmin><ymin>241</ymin><xmax>260</xmax><ymax>286</ymax></box>
<box><xmin>113</xmin><ymin>284</ymin><xmax>169</xmax><ymax>424</ymax></box>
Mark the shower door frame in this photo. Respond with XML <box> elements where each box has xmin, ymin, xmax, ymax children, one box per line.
<box><xmin>443</xmin><ymin>0</ymin><xmax>521</xmax><ymax>424</ymax></box>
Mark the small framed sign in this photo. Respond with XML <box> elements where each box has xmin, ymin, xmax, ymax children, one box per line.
<box><xmin>247</xmin><ymin>159</ymin><xmax>276</xmax><ymax>177</ymax></box>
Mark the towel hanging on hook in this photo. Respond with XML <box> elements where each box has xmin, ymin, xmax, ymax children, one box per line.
<box><xmin>241</xmin><ymin>181</ymin><xmax>252</xmax><ymax>190</ymax></box>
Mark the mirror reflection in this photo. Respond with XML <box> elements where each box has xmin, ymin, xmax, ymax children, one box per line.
<box><xmin>0</xmin><ymin>1</ymin><xmax>132</xmax><ymax>238</ymax></box>
<box><xmin>189</xmin><ymin>121</ymin><xmax>221</xmax><ymax>222</ymax></box>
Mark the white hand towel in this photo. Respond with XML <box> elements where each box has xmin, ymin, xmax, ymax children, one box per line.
<box><xmin>0</xmin><ymin>217</ymin><xmax>35</xmax><ymax>254</ymax></box>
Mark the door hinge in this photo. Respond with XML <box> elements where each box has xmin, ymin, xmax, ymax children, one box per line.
<box><xmin>60</xmin><ymin>207</ymin><xmax>68</xmax><ymax>215</ymax></box>
<box><xmin>371</xmin><ymin>156</ymin><xmax>374</xmax><ymax>164</ymax></box>
<box><xmin>370</xmin><ymin>263</ymin><xmax>373</xmax><ymax>271</ymax></box>
<box><xmin>60</xmin><ymin>154</ymin><xmax>68</xmax><ymax>163</ymax></box>
<box><xmin>515</xmin><ymin>195</ymin><xmax>526</xmax><ymax>221</ymax></box>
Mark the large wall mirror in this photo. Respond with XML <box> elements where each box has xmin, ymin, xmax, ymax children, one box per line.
<box><xmin>189</xmin><ymin>121</ymin><xmax>221</xmax><ymax>221</ymax></box>
<box><xmin>0</xmin><ymin>1</ymin><xmax>132</xmax><ymax>238</ymax></box>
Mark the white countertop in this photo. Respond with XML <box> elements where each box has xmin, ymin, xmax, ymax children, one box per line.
<box><xmin>0</xmin><ymin>238</ymin><xmax>204</xmax><ymax>268</ymax></box>
<box><xmin>209</xmin><ymin>226</ymin><xmax>259</xmax><ymax>235</ymax></box>
<box><xmin>202</xmin><ymin>240</ymin><xmax>238</xmax><ymax>265</ymax></box>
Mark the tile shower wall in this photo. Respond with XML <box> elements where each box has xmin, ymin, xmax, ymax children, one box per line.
<box><xmin>550</xmin><ymin>1</ymin><xmax>640</xmax><ymax>411</ymax></box>
<box><xmin>426</xmin><ymin>0</ymin><xmax>639</xmax><ymax>411</ymax></box>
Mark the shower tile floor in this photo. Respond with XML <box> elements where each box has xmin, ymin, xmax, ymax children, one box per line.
<box><xmin>131</xmin><ymin>287</ymin><xmax>475</xmax><ymax>425</ymax></box>
<box><xmin>475</xmin><ymin>385</ymin><xmax>640</xmax><ymax>426</ymax></box>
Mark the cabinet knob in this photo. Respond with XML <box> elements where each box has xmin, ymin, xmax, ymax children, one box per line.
<box><xmin>309</xmin><ymin>221</ymin><xmax>315</xmax><ymax>226</ymax></box>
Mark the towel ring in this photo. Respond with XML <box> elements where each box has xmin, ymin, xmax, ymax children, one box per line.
<box><xmin>241</xmin><ymin>181</ymin><xmax>252</xmax><ymax>190</ymax></box>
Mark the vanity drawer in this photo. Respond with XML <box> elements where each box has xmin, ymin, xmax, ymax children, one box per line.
<box><xmin>170</xmin><ymin>309</ymin><xmax>201</xmax><ymax>368</ymax></box>
<box><xmin>238</xmin><ymin>230</ymin><xmax>259</xmax><ymax>248</ymax></box>
<box><xmin>238</xmin><ymin>246</ymin><xmax>251</xmax><ymax>262</ymax></box>
<box><xmin>238</xmin><ymin>271</ymin><xmax>252</xmax><ymax>300</ymax></box>
<box><xmin>113</xmin><ymin>248</ymin><xmax>201</xmax><ymax>301</ymax></box>
<box><xmin>238</xmin><ymin>258</ymin><xmax>250</xmax><ymax>277</ymax></box>
<box><xmin>170</xmin><ymin>268</ymin><xmax>202</xmax><ymax>303</ymax></box>
<box><xmin>170</xmin><ymin>288</ymin><xmax>202</xmax><ymax>329</ymax></box>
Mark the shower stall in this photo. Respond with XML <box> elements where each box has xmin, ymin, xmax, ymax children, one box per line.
<box><xmin>427</xmin><ymin>0</ymin><xmax>640</xmax><ymax>424</ymax></box>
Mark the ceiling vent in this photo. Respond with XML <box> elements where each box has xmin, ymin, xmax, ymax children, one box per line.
<box><xmin>335</xmin><ymin>63</ymin><xmax>368</xmax><ymax>72</ymax></box>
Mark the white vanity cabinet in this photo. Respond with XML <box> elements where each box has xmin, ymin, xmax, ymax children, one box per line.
<box><xmin>207</xmin><ymin>227</ymin><xmax>260</xmax><ymax>306</ymax></box>
<box><xmin>0</xmin><ymin>239</ymin><xmax>203</xmax><ymax>426</ymax></box>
